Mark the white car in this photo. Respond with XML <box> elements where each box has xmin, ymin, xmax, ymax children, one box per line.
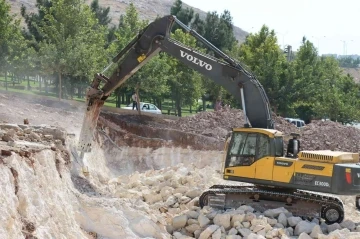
<box><xmin>285</xmin><ymin>118</ymin><xmax>305</xmax><ymax>128</ymax></box>
<box><xmin>122</xmin><ymin>102</ymin><xmax>162</xmax><ymax>114</ymax></box>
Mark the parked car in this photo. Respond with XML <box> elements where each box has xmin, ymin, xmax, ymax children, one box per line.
<box><xmin>285</xmin><ymin>118</ymin><xmax>305</xmax><ymax>128</ymax></box>
<box><xmin>122</xmin><ymin>102</ymin><xmax>162</xmax><ymax>114</ymax></box>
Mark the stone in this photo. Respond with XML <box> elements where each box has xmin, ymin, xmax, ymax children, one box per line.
<box><xmin>267</xmin><ymin>218</ymin><xmax>277</xmax><ymax>226</ymax></box>
<box><xmin>278</xmin><ymin>213</ymin><xmax>288</xmax><ymax>227</ymax></box>
<box><xmin>44</xmin><ymin>134</ymin><xmax>53</xmax><ymax>140</ymax></box>
<box><xmin>186</xmin><ymin>197</ymin><xmax>199</xmax><ymax>208</ymax></box>
<box><xmin>173</xmin><ymin>232</ymin><xmax>185</xmax><ymax>239</ymax></box>
<box><xmin>180</xmin><ymin>196</ymin><xmax>191</xmax><ymax>204</ymax></box>
<box><xmin>238</xmin><ymin>205</ymin><xmax>254</xmax><ymax>213</ymax></box>
<box><xmin>274</xmin><ymin>223</ymin><xmax>285</xmax><ymax>228</ymax></box>
<box><xmin>327</xmin><ymin>223</ymin><xmax>342</xmax><ymax>233</ymax></box>
<box><xmin>166</xmin><ymin>224</ymin><xmax>174</xmax><ymax>234</ymax></box>
<box><xmin>213</xmin><ymin>214</ymin><xmax>231</xmax><ymax>230</ymax></box>
<box><xmin>242</xmin><ymin>221</ymin><xmax>250</xmax><ymax>228</ymax></box>
<box><xmin>252</xmin><ymin>224</ymin><xmax>265</xmax><ymax>233</ymax></box>
<box><xmin>228</xmin><ymin>228</ymin><xmax>238</xmax><ymax>235</ymax></box>
<box><xmin>165</xmin><ymin>195</ymin><xmax>177</xmax><ymax>206</ymax></box>
<box><xmin>225</xmin><ymin>236</ymin><xmax>241</xmax><ymax>239</ymax></box>
<box><xmin>340</xmin><ymin>220</ymin><xmax>356</xmax><ymax>231</ymax></box>
<box><xmin>245</xmin><ymin>212</ymin><xmax>256</xmax><ymax>222</ymax></box>
<box><xmin>198</xmin><ymin>214</ymin><xmax>210</xmax><ymax>228</ymax></box>
<box><xmin>251</xmin><ymin>218</ymin><xmax>267</xmax><ymax>226</ymax></box>
<box><xmin>160</xmin><ymin>186</ymin><xmax>174</xmax><ymax>199</ymax></box>
<box><xmin>172</xmin><ymin>215</ymin><xmax>188</xmax><ymax>230</ymax></box>
<box><xmin>143</xmin><ymin>193</ymin><xmax>163</xmax><ymax>204</ymax></box>
<box><xmin>247</xmin><ymin>233</ymin><xmax>265</xmax><ymax>239</ymax></box>
<box><xmin>238</xmin><ymin>228</ymin><xmax>251</xmax><ymax>237</ymax></box>
<box><xmin>206</xmin><ymin>211</ymin><xmax>218</xmax><ymax>220</ymax></box>
<box><xmin>286</xmin><ymin>227</ymin><xmax>294</xmax><ymax>236</ymax></box>
<box><xmin>199</xmin><ymin>225</ymin><xmax>219</xmax><ymax>239</ymax></box>
<box><xmin>310</xmin><ymin>225</ymin><xmax>323</xmax><ymax>239</ymax></box>
<box><xmin>186</xmin><ymin>210</ymin><xmax>199</xmax><ymax>219</ymax></box>
<box><xmin>211</xmin><ymin>228</ymin><xmax>221</xmax><ymax>239</ymax></box>
<box><xmin>186</xmin><ymin>188</ymin><xmax>201</xmax><ymax>199</ymax></box>
<box><xmin>231</xmin><ymin>214</ymin><xmax>246</xmax><ymax>226</ymax></box>
<box><xmin>2</xmin><ymin>134</ymin><xmax>13</xmax><ymax>142</ymax></box>
<box><xmin>298</xmin><ymin>233</ymin><xmax>312</xmax><ymax>239</ymax></box>
<box><xmin>194</xmin><ymin>229</ymin><xmax>202</xmax><ymax>239</ymax></box>
<box><xmin>287</xmin><ymin>216</ymin><xmax>302</xmax><ymax>227</ymax></box>
<box><xmin>29</xmin><ymin>131</ymin><xmax>41</xmax><ymax>141</ymax></box>
<box><xmin>294</xmin><ymin>221</ymin><xmax>316</xmax><ymax>236</ymax></box>
<box><xmin>0</xmin><ymin>123</ymin><xmax>21</xmax><ymax>131</ymax></box>
<box><xmin>264</xmin><ymin>207</ymin><xmax>289</xmax><ymax>218</ymax></box>
<box><xmin>185</xmin><ymin>224</ymin><xmax>200</xmax><ymax>234</ymax></box>
<box><xmin>187</xmin><ymin>219</ymin><xmax>199</xmax><ymax>225</ymax></box>
<box><xmin>1</xmin><ymin>149</ymin><xmax>12</xmax><ymax>156</ymax></box>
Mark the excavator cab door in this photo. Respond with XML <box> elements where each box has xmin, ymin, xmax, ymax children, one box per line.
<box><xmin>224</xmin><ymin>131</ymin><xmax>267</xmax><ymax>179</ymax></box>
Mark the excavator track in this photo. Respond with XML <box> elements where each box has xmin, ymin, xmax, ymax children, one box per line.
<box><xmin>199</xmin><ymin>185</ymin><xmax>344</xmax><ymax>224</ymax></box>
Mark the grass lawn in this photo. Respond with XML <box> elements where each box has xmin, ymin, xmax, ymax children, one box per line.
<box><xmin>0</xmin><ymin>81</ymin><xmax>215</xmax><ymax>116</ymax></box>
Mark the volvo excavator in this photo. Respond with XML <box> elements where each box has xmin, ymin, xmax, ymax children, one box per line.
<box><xmin>77</xmin><ymin>15</ymin><xmax>360</xmax><ymax>224</ymax></box>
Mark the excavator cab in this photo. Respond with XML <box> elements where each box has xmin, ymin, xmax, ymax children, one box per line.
<box><xmin>223</xmin><ymin>128</ymin><xmax>284</xmax><ymax>179</ymax></box>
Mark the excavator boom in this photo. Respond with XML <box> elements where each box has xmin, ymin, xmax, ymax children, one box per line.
<box><xmin>77</xmin><ymin>15</ymin><xmax>273</xmax><ymax>153</ymax></box>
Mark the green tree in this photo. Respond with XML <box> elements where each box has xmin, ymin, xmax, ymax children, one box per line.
<box><xmin>290</xmin><ymin>37</ymin><xmax>323</xmax><ymax>121</ymax></box>
<box><xmin>235</xmin><ymin>25</ymin><xmax>288</xmax><ymax>114</ymax></box>
<box><xmin>90</xmin><ymin>0</ymin><xmax>111</xmax><ymax>26</ymax></box>
<box><xmin>1</xmin><ymin>0</ymin><xmax>34</xmax><ymax>89</ymax></box>
<box><xmin>21</xmin><ymin>0</ymin><xmax>52</xmax><ymax>50</ymax></box>
<box><xmin>37</xmin><ymin>0</ymin><xmax>107</xmax><ymax>99</ymax></box>
<box><xmin>170</xmin><ymin>0</ymin><xmax>194</xmax><ymax>32</ymax></box>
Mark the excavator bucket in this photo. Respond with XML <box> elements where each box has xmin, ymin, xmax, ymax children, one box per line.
<box><xmin>75</xmin><ymin>92</ymin><xmax>104</xmax><ymax>176</ymax></box>
<box><xmin>78</xmin><ymin>96</ymin><xmax>104</xmax><ymax>153</ymax></box>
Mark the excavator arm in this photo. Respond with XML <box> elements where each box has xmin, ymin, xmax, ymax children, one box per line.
<box><xmin>78</xmin><ymin>15</ymin><xmax>274</xmax><ymax>153</ymax></box>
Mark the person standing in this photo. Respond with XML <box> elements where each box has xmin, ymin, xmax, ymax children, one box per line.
<box><xmin>132</xmin><ymin>92</ymin><xmax>138</xmax><ymax>110</ymax></box>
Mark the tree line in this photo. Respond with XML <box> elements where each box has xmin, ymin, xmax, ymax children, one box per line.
<box><xmin>1</xmin><ymin>0</ymin><xmax>360</xmax><ymax>123</ymax></box>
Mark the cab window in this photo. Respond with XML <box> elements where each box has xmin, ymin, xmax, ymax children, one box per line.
<box><xmin>226</xmin><ymin>132</ymin><xmax>270</xmax><ymax>167</ymax></box>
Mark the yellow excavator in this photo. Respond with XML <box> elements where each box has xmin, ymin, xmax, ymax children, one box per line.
<box><xmin>77</xmin><ymin>15</ymin><xmax>360</xmax><ymax>224</ymax></box>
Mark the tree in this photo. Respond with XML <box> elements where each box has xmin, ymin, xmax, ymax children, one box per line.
<box><xmin>21</xmin><ymin>0</ymin><xmax>52</xmax><ymax>51</ymax></box>
<box><xmin>90</xmin><ymin>0</ymin><xmax>111</xmax><ymax>26</ymax></box>
<box><xmin>170</xmin><ymin>0</ymin><xmax>194</xmax><ymax>32</ymax></box>
<box><xmin>0</xmin><ymin>0</ymin><xmax>34</xmax><ymax>90</ymax></box>
<box><xmin>37</xmin><ymin>0</ymin><xmax>107</xmax><ymax>99</ymax></box>
<box><xmin>234</xmin><ymin>25</ymin><xmax>288</xmax><ymax>114</ymax></box>
<box><xmin>290</xmin><ymin>37</ymin><xmax>323</xmax><ymax>121</ymax></box>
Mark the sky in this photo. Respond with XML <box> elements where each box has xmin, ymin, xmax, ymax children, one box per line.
<box><xmin>182</xmin><ymin>0</ymin><xmax>360</xmax><ymax>56</ymax></box>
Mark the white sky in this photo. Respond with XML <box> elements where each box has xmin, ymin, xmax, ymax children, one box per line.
<box><xmin>182</xmin><ymin>0</ymin><xmax>360</xmax><ymax>56</ymax></box>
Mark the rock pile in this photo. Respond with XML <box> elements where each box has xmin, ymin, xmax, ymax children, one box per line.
<box><xmin>298</xmin><ymin>120</ymin><xmax>360</xmax><ymax>152</ymax></box>
<box><xmin>171</xmin><ymin>109</ymin><xmax>247</xmax><ymax>139</ymax></box>
<box><xmin>109</xmin><ymin>161</ymin><xmax>360</xmax><ymax>239</ymax></box>
<box><xmin>170</xmin><ymin>109</ymin><xmax>360</xmax><ymax>153</ymax></box>
<box><xmin>169</xmin><ymin>205</ymin><xmax>360</xmax><ymax>239</ymax></box>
